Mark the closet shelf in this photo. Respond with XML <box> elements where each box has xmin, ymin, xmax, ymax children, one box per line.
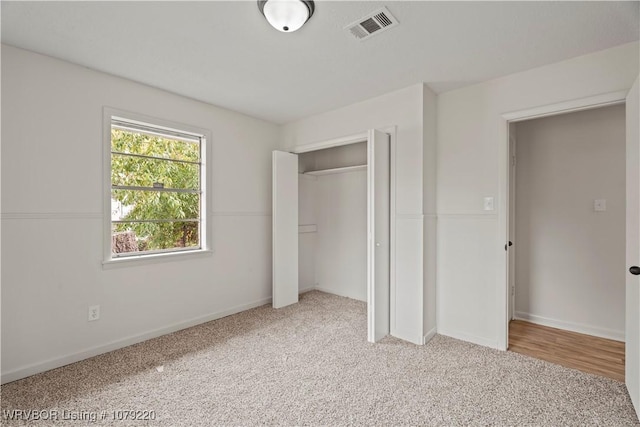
<box><xmin>303</xmin><ymin>164</ymin><xmax>367</xmax><ymax>176</ymax></box>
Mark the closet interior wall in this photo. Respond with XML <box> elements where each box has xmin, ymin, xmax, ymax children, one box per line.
<box><xmin>298</xmin><ymin>142</ymin><xmax>368</xmax><ymax>301</ymax></box>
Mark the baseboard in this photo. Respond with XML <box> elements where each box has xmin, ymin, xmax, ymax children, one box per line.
<box><xmin>298</xmin><ymin>284</ymin><xmax>317</xmax><ymax>294</ymax></box>
<box><xmin>437</xmin><ymin>328</ymin><xmax>500</xmax><ymax>349</ymax></box>
<box><xmin>1</xmin><ymin>296</ymin><xmax>272</xmax><ymax>384</ymax></box>
<box><xmin>313</xmin><ymin>285</ymin><xmax>366</xmax><ymax>302</ymax></box>
<box><xmin>513</xmin><ymin>311</ymin><xmax>624</xmax><ymax>342</ymax></box>
<box><xmin>422</xmin><ymin>327</ymin><xmax>437</xmax><ymax>345</ymax></box>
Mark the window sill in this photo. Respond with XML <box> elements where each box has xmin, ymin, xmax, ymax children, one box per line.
<box><xmin>102</xmin><ymin>249</ymin><xmax>213</xmax><ymax>269</ymax></box>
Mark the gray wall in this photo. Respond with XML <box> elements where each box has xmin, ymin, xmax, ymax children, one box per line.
<box><xmin>514</xmin><ymin>104</ymin><xmax>626</xmax><ymax>340</ymax></box>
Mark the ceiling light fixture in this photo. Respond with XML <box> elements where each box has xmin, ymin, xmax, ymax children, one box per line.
<box><xmin>258</xmin><ymin>0</ymin><xmax>315</xmax><ymax>33</ymax></box>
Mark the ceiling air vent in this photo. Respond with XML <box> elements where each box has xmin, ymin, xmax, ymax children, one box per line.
<box><xmin>345</xmin><ymin>7</ymin><xmax>399</xmax><ymax>41</ymax></box>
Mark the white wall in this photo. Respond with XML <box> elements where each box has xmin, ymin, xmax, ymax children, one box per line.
<box><xmin>315</xmin><ymin>171</ymin><xmax>367</xmax><ymax>301</ymax></box>
<box><xmin>514</xmin><ymin>105</ymin><xmax>626</xmax><ymax>340</ymax></box>
<box><xmin>1</xmin><ymin>45</ymin><xmax>280</xmax><ymax>382</ymax></box>
<box><xmin>282</xmin><ymin>84</ymin><xmax>436</xmax><ymax>344</ymax></box>
<box><xmin>437</xmin><ymin>42</ymin><xmax>639</xmax><ymax>348</ymax></box>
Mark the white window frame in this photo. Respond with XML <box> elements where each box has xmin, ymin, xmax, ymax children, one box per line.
<box><xmin>102</xmin><ymin>107</ymin><xmax>213</xmax><ymax>268</ymax></box>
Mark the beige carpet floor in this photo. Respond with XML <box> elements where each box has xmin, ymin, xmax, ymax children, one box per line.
<box><xmin>1</xmin><ymin>291</ymin><xmax>638</xmax><ymax>426</ymax></box>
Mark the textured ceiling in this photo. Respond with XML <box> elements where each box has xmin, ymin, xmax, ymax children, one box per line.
<box><xmin>2</xmin><ymin>1</ymin><xmax>638</xmax><ymax>124</ymax></box>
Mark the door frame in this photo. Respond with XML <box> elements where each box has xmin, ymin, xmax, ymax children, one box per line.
<box><xmin>285</xmin><ymin>127</ymin><xmax>398</xmax><ymax>340</ymax></box>
<box><xmin>508</xmin><ymin>126</ymin><xmax>517</xmax><ymax>321</ymax></box>
<box><xmin>497</xmin><ymin>90</ymin><xmax>628</xmax><ymax>351</ymax></box>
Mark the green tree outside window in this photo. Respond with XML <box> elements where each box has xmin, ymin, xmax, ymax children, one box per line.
<box><xmin>111</xmin><ymin>128</ymin><xmax>201</xmax><ymax>253</ymax></box>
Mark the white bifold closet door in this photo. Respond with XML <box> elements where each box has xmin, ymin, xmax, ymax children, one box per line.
<box><xmin>272</xmin><ymin>151</ymin><xmax>299</xmax><ymax>309</ymax></box>
<box><xmin>367</xmin><ymin>129</ymin><xmax>390</xmax><ymax>342</ymax></box>
<box><xmin>272</xmin><ymin>130</ymin><xmax>390</xmax><ymax>343</ymax></box>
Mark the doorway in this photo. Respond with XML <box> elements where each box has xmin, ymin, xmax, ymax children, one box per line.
<box><xmin>503</xmin><ymin>100</ymin><xmax>626</xmax><ymax>381</ymax></box>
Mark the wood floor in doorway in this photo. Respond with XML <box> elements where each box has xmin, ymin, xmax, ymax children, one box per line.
<box><xmin>508</xmin><ymin>320</ymin><xmax>625</xmax><ymax>382</ymax></box>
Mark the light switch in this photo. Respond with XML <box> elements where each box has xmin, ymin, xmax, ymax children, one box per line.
<box><xmin>594</xmin><ymin>199</ymin><xmax>606</xmax><ymax>212</ymax></box>
<box><xmin>483</xmin><ymin>197</ymin><xmax>494</xmax><ymax>211</ymax></box>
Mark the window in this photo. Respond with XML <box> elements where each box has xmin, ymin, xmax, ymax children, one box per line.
<box><xmin>104</xmin><ymin>109</ymin><xmax>211</xmax><ymax>264</ymax></box>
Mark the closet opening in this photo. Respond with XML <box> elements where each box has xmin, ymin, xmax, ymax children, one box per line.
<box><xmin>298</xmin><ymin>142</ymin><xmax>368</xmax><ymax>301</ymax></box>
<box><xmin>272</xmin><ymin>130</ymin><xmax>391</xmax><ymax>343</ymax></box>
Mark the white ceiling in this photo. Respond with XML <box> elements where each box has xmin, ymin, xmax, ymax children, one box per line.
<box><xmin>2</xmin><ymin>1</ymin><xmax>638</xmax><ymax>124</ymax></box>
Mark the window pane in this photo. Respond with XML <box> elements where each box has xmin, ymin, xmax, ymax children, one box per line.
<box><xmin>109</xmin><ymin>117</ymin><xmax>205</xmax><ymax>259</ymax></box>
<box><xmin>111</xmin><ymin>128</ymin><xmax>200</xmax><ymax>162</ymax></box>
<box><xmin>111</xmin><ymin>190</ymin><xmax>199</xmax><ymax>221</ymax></box>
<box><xmin>112</xmin><ymin>221</ymin><xmax>200</xmax><ymax>254</ymax></box>
<box><xmin>111</xmin><ymin>153</ymin><xmax>199</xmax><ymax>190</ymax></box>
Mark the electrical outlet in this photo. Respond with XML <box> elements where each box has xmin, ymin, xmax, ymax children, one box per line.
<box><xmin>88</xmin><ymin>305</ymin><xmax>100</xmax><ymax>322</ymax></box>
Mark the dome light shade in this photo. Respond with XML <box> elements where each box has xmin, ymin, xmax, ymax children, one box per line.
<box><xmin>258</xmin><ymin>0</ymin><xmax>315</xmax><ymax>33</ymax></box>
